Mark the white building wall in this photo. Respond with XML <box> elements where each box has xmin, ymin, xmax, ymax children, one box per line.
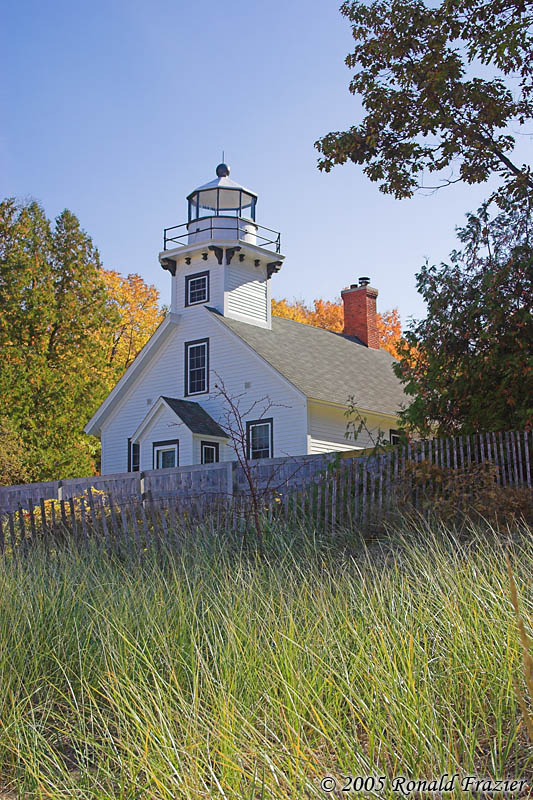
<box><xmin>225</xmin><ymin>263</ymin><xmax>268</xmax><ymax>323</ymax></box>
<box><xmin>100</xmin><ymin>308</ymin><xmax>307</xmax><ymax>474</ymax></box>
<box><xmin>307</xmin><ymin>400</ymin><xmax>397</xmax><ymax>455</ymax></box>
<box><xmin>192</xmin><ymin>436</ymin><xmax>231</xmax><ymax>464</ymax></box>
<box><xmin>137</xmin><ymin>404</ymin><xmax>193</xmax><ymax>471</ymax></box>
<box><xmin>171</xmin><ymin>253</ymin><xmax>225</xmax><ymax>314</ymax></box>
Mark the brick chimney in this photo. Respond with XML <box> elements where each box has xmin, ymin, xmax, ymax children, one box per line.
<box><xmin>341</xmin><ymin>277</ymin><xmax>380</xmax><ymax>348</ymax></box>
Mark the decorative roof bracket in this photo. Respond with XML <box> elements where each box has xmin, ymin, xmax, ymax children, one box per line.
<box><xmin>208</xmin><ymin>245</ymin><xmax>224</xmax><ymax>265</ymax></box>
<box><xmin>267</xmin><ymin>260</ymin><xmax>282</xmax><ymax>279</ymax></box>
<box><xmin>225</xmin><ymin>246</ymin><xmax>241</xmax><ymax>265</ymax></box>
<box><xmin>161</xmin><ymin>257</ymin><xmax>177</xmax><ymax>276</ymax></box>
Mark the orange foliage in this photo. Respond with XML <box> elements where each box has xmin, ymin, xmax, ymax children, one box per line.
<box><xmin>376</xmin><ymin>307</ymin><xmax>402</xmax><ymax>359</ymax></box>
<box><xmin>102</xmin><ymin>271</ymin><xmax>165</xmax><ymax>377</ymax></box>
<box><xmin>272</xmin><ymin>297</ymin><xmax>403</xmax><ymax>357</ymax></box>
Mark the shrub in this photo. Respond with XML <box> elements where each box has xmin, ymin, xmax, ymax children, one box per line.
<box><xmin>398</xmin><ymin>459</ymin><xmax>533</xmax><ymax>526</ymax></box>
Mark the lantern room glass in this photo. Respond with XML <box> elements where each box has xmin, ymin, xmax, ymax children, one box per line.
<box><xmin>188</xmin><ymin>189</ymin><xmax>256</xmax><ymax>222</ymax></box>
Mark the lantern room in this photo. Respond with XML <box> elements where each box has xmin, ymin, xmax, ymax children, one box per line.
<box><xmin>162</xmin><ymin>163</ymin><xmax>281</xmax><ymax>252</ymax></box>
<box><xmin>187</xmin><ymin>163</ymin><xmax>257</xmax><ymax>222</ymax></box>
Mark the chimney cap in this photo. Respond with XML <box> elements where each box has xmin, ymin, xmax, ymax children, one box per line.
<box><xmin>359</xmin><ymin>276</ymin><xmax>371</xmax><ymax>287</ymax></box>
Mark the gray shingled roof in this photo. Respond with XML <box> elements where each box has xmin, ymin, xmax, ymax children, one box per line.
<box><xmin>161</xmin><ymin>397</ymin><xmax>227</xmax><ymax>437</ymax></box>
<box><xmin>208</xmin><ymin>310</ymin><xmax>407</xmax><ymax>416</ymax></box>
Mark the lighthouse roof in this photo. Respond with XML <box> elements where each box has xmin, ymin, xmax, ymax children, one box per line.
<box><xmin>187</xmin><ymin>164</ymin><xmax>257</xmax><ymax>199</ymax></box>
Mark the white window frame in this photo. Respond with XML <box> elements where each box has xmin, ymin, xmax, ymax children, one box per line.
<box><xmin>201</xmin><ymin>441</ymin><xmax>219</xmax><ymax>464</ymax></box>
<box><xmin>246</xmin><ymin>418</ymin><xmax>273</xmax><ymax>460</ymax></box>
<box><xmin>153</xmin><ymin>440</ymin><xmax>179</xmax><ymax>469</ymax></box>
<box><xmin>389</xmin><ymin>429</ymin><xmax>401</xmax><ymax>446</ymax></box>
<box><xmin>185</xmin><ymin>271</ymin><xmax>209</xmax><ymax>306</ymax></box>
<box><xmin>185</xmin><ymin>339</ymin><xmax>209</xmax><ymax>396</ymax></box>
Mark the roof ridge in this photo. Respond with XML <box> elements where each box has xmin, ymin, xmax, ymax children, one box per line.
<box><xmin>271</xmin><ymin>314</ymin><xmax>366</xmax><ymax>345</ymax></box>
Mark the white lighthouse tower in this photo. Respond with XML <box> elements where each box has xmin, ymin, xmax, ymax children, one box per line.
<box><xmin>159</xmin><ymin>163</ymin><xmax>284</xmax><ymax>329</ymax></box>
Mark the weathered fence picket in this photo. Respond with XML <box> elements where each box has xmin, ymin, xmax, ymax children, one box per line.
<box><xmin>1</xmin><ymin>429</ymin><xmax>532</xmax><ymax>558</ymax></box>
<box><xmin>524</xmin><ymin>431</ymin><xmax>531</xmax><ymax>489</ymax></box>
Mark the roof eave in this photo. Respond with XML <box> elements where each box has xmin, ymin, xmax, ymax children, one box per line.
<box><xmin>84</xmin><ymin>313</ymin><xmax>181</xmax><ymax>438</ymax></box>
<box><xmin>307</xmin><ymin>396</ymin><xmax>402</xmax><ymax>418</ymax></box>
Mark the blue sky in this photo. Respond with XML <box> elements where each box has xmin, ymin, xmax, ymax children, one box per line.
<box><xmin>1</xmin><ymin>0</ymin><xmax>511</xmax><ymax>324</ymax></box>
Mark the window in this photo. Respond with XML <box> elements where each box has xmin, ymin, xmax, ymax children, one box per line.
<box><xmin>185</xmin><ymin>338</ymin><xmax>209</xmax><ymax>395</ymax></box>
<box><xmin>185</xmin><ymin>271</ymin><xmax>209</xmax><ymax>306</ymax></box>
<box><xmin>201</xmin><ymin>441</ymin><xmax>219</xmax><ymax>464</ymax></box>
<box><xmin>246</xmin><ymin>418</ymin><xmax>273</xmax><ymax>460</ymax></box>
<box><xmin>390</xmin><ymin>429</ymin><xmax>401</xmax><ymax>445</ymax></box>
<box><xmin>128</xmin><ymin>439</ymin><xmax>140</xmax><ymax>472</ymax></box>
<box><xmin>153</xmin><ymin>440</ymin><xmax>179</xmax><ymax>469</ymax></box>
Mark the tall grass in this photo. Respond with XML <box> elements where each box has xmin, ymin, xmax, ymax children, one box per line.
<box><xmin>0</xmin><ymin>517</ymin><xmax>531</xmax><ymax>798</ymax></box>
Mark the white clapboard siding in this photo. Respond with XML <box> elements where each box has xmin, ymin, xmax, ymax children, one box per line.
<box><xmin>226</xmin><ymin>263</ymin><xmax>268</xmax><ymax>322</ymax></box>
<box><xmin>100</xmin><ymin>306</ymin><xmax>307</xmax><ymax>474</ymax></box>
<box><xmin>137</xmin><ymin>404</ymin><xmax>193</xmax><ymax>471</ymax></box>
<box><xmin>172</xmin><ymin>257</ymin><xmax>225</xmax><ymax>315</ymax></box>
<box><xmin>307</xmin><ymin>400</ymin><xmax>395</xmax><ymax>454</ymax></box>
<box><xmin>192</xmin><ymin>436</ymin><xmax>230</xmax><ymax>464</ymax></box>
<box><xmin>309</xmin><ymin>438</ymin><xmax>358</xmax><ymax>455</ymax></box>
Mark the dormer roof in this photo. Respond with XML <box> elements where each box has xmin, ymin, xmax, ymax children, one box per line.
<box><xmin>130</xmin><ymin>396</ymin><xmax>227</xmax><ymax>443</ymax></box>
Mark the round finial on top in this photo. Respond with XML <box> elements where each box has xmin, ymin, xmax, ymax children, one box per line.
<box><xmin>216</xmin><ymin>163</ymin><xmax>230</xmax><ymax>177</ymax></box>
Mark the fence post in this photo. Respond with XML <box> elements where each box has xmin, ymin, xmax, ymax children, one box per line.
<box><xmin>226</xmin><ymin>461</ymin><xmax>235</xmax><ymax>500</ymax></box>
<box><xmin>57</xmin><ymin>480</ymin><xmax>63</xmax><ymax>502</ymax></box>
<box><xmin>140</xmin><ymin>471</ymin><xmax>146</xmax><ymax>505</ymax></box>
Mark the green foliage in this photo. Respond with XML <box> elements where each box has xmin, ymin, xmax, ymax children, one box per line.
<box><xmin>316</xmin><ymin>0</ymin><xmax>533</xmax><ymax>205</ymax></box>
<box><xmin>0</xmin><ymin>518</ymin><xmax>530</xmax><ymax>797</ymax></box>
<box><xmin>344</xmin><ymin>394</ymin><xmax>408</xmax><ymax>454</ymax></box>
<box><xmin>0</xmin><ymin>417</ymin><xmax>28</xmax><ymax>486</ymax></box>
<box><xmin>394</xmin><ymin>200</ymin><xmax>533</xmax><ymax>434</ymax></box>
<box><xmin>0</xmin><ymin>199</ymin><xmax>119</xmax><ymax>480</ymax></box>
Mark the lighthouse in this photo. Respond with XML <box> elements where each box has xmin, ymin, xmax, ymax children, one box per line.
<box><xmin>159</xmin><ymin>163</ymin><xmax>284</xmax><ymax>329</ymax></box>
<box><xmin>86</xmin><ymin>161</ymin><xmax>406</xmax><ymax>474</ymax></box>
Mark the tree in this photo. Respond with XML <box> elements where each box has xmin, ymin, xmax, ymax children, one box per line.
<box><xmin>272</xmin><ymin>296</ymin><xmax>403</xmax><ymax>357</ymax></box>
<box><xmin>0</xmin><ymin>417</ymin><xmax>28</xmax><ymax>486</ymax></box>
<box><xmin>0</xmin><ymin>199</ymin><xmax>119</xmax><ymax>480</ymax></box>
<box><xmin>376</xmin><ymin>308</ymin><xmax>403</xmax><ymax>359</ymax></box>
<box><xmin>315</xmin><ymin>0</ymin><xmax>533</xmax><ymax>205</ymax></box>
<box><xmin>102</xmin><ymin>270</ymin><xmax>165</xmax><ymax>381</ymax></box>
<box><xmin>394</xmin><ymin>199</ymin><xmax>533</xmax><ymax>435</ymax></box>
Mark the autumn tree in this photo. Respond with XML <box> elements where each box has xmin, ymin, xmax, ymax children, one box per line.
<box><xmin>0</xmin><ymin>417</ymin><xmax>28</xmax><ymax>486</ymax></box>
<box><xmin>102</xmin><ymin>270</ymin><xmax>165</xmax><ymax>381</ymax></box>
<box><xmin>272</xmin><ymin>297</ymin><xmax>343</xmax><ymax>331</ymax></box>
<box><xmin>0</xmin><ymin>199</ymin><xmax>119</xmax><ymax>480</ymax></box>
<box><xmin>272</xmin><ymin>296</ymin><xmax>402</xmax><ymax>356</ymax></box>
<box><xmin>376</xmin><ymin>308</ymin><xmax>402</xmax><ymax>359</ymax></box>
<box><xmin>316</xmin><ymin>0</ymin><xmax>533</xmax><ymax>206</ymax></box>
<box><xmin>394</xmin><ymin>199</ymin><xmax>533</xmax><ymax>435</ymax></box>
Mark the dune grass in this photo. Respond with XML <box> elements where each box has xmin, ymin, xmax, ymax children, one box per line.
<box><xmin>0</xmin><ymin>516</ymin><xmax>531</xmax><ymax>798</ymax></box>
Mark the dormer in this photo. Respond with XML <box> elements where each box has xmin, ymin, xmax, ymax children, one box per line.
<box><xmin>159</xmin><ymin>163</ymin><xmax>285</xmax><ymax>329</ymax></box>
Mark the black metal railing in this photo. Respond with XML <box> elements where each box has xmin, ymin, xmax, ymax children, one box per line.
<box><xmin>163</xmin><ymin>216</ymin><xmax>281</xmax><ymax>254</ymax></box>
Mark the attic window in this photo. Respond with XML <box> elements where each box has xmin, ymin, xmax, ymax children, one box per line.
<box><xmin>185</xmin><ymin>271</ymin><xmax>209</xmax><ymax>306</ymax></box>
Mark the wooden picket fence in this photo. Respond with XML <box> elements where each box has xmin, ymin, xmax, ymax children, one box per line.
<box><xmin>0</xmin><ymin>429</ymin><xmax>531</xmax><ymax>559</ymax></box>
